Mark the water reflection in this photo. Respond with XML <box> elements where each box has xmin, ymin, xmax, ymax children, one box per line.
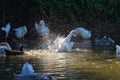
<box><xmin>0</xmin><ymin>50</ymin><xmax>120</xmax><ymax>80</ymax></box>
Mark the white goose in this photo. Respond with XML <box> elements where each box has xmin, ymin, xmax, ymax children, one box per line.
<box><xmin>13</xmin><ymin>25</ymin><xmax>28</xmax><ymax>39</ymax></box>
<box><xmin>35</xmin><ymin>20</ymin><xmax>50</xmax><ymax>37</ymax></box>
<box><xmin>20</xmin><ymin>62</ymin><xmax>34</xmax><ymax>75</ymax></box>
<box><xmin>54</xmin><ymin>30</ymin><xmax>77</xmax><ymax>52</ymax></box>
<box><xmin>116</xmin><ymin>45</ymin><xmax>120</xmax><ymax>57</ymax></box>
<box><xmin>1</xmin><ymin>23</ymin><xmax>11</xmax><ymax>39</ymax></box>
<box><xmin>14</xmin><ymin>62</ymin><xmax>55</xmax><ymax>80</ymax></box>
<box><xmin>75</xmin><ymin>27</ymin><xmax>91</xmax><ymax>39</ymax></box>
<box><xmin>0</xmin><ymin>42</ymin><xmax>11</xmax><ymax>54</ymax></box>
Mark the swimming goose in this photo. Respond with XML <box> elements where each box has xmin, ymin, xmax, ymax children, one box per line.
<box><xmin>1</xmin><ymin>23</ymin><xmax>11</xmax><ymax>39</ymax></box>
<box><xmin>0</xmin><ymin>42</ymin><xmax>11</xmax><ymax>54</ymax></box>
<box><xmin>35</xmin><ymin>20</ymin><xmax>50</xmax><ymax>37</ymax></box>
<box><xmin>4</xmin><ymin>44</ymin><xmax>24</xmax><ymax>56</ymax></box>
<box><xmin>116</xmin><ymin>45</ymin><xmax>120</xmax><ymax>57</ymax></box>
<box><xmin>75</xmin><ymin>27</ymin><xmax>91</xmax><ymax>39</ymax></box>
<box><xmin>54</xmin><ymin>30</ymin><xmax>77</xmax><ymax>52</ymax></box>
<box><xmin>14</xmin><ymin>62</ymin><xmax>55</xmax><ymax>80</ymax></box>
<box><xmin>13</xmin><ymin>25</ymin><xmax>28</xmax><ymax>39</ymax></box>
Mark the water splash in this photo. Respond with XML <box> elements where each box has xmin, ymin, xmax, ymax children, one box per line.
<box><xmin>38</xmin><ymin>33</ymin><xmax>92</xmax><ymax>52</ymax></box>
<box><xmin>35</xmin><ymin>33</ymin><xmax>59</xmax><ymax>50</ymax></box>
<box><xmin>45</xmin><ymin>30</ymin><xmax>76</xmax><ymax>52</ymax></box>
<box><xmin>44</xmin><ymin>34</ymin><xmax>65</xmax><ymax>51</ymax></box>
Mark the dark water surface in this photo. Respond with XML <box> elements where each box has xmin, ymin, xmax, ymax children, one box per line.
<box><xmin>0</xmin><ymin>49</ymin><xmax>120</xmax><ymax>80</ymax></box>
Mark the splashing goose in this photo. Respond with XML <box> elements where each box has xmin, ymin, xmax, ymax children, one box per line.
<box><xmin>0</xmin><ymin>42</ymin><xmax>11</xmax><ymax>54</ymax></box>
<box><xmin>1</xmin><ymin>23</ymin><xmax>11</xmax><ymax>39</ymax></box>
<box><xmin>13</xmin><ymin>25</ymin><xmax>28</xmax><ymax>39</ymax></box>
<box><xmin>35</xmin><ymin>20</ymin><xmax>50</xmax><ymax>37</ymax></box>
<box><xmin>75</xmin><ymin>27</ymin><xmax>91</xmax><ymax>39</ymax></box>
<box><xmin>54</xmin><ymin>30</ymin><xmax>77</xmax><ymax>52</ymax></box>
<box><xmin>14</xmin><ymin>62</ymin><xmax>55</xmax><ymax>80</ymax></box>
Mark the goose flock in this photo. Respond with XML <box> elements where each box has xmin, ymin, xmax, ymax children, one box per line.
<box><xmin>0</xmin><ymin>19</ymin><xmax>119</xmax><ymax>55</ymax></box>
<box><xmin>0</xmin><ymin>19</ymin><xmax>120</xmax><ymax>54</ymax></box>
<box><xmin>0</xmin><ymin>19</ymin><xmax>120</xmax><ymax>80</ymax></box>
<box><xmin>0</xmin><ymin>20</ymin><xmax>50</xmax><ymax>40</ymax></box>
<box><xmin>0</xmin><ymin>19</ymin><xmax>93</xmax><ymax>53</ymax></box>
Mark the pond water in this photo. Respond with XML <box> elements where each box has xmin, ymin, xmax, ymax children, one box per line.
<box><xmin>0</xmin><ymin>49</ymin><xmax>120</xmax><ymax>80</ymax></box>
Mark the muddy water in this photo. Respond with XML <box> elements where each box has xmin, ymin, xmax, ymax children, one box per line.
<box><xmin>0</xmin><ymin>49</ymin><xmax>120</xmax><ymax>80</ymax></box>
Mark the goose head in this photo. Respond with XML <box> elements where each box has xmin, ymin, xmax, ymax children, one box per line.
<box><xmin>39</xmin><ymin>20</ymin><xmax>45</xmax><ymax>27</ymax></box>
<box><xmin>75</xmin><ymin>27</ymin><xmax>91</xmax><ymax>39</ymax></box>
<box><xmin>0</xmin><ymin>42</ymin><xmax>11</xmax><ymax>54</ymax></box>
<box><xmin>35</xmin><ymin>22</ymin><xmax>41</xmax><ymax>30</ymax></box>
<box><xmin>70</xmin><ymin>30</ymin><xmax>78</xmax><ymax>37</ymax></box>
<box><xmin>0</xmin><ymin>42</ymin><xmax>11</xmax><ymax>50</ymax></box>
<box><xmin>19</xmin><ymin>44</ymin><xmax>24</xmax><ymax>54</ymax></box>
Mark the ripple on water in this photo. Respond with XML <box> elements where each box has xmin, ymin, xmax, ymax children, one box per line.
<box><xmin>0</xmin><ymin>49</ymin><xmax>120</xmax><ymax>80</ymax></box>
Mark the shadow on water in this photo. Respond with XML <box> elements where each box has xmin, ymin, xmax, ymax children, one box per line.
<box><xmin>0</xmin><ymin>49</ymin><xmax>119</xmax><ymax>80</ymax></box>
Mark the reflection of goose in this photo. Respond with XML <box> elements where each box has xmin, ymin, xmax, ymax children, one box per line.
<box><xmin>0</xmin><ymin>42</ymin><xmax>11</xmax><ymax>54</ymax></box>
<box><xmin>55</xmin><ymin>30</ymin><xmax>77</xmax><ymax>52</ymax></box>
<box><xmin>1</xmin><ymin>23</ymin><xmax>11</xmax><ymax>39</ymax></box>
<box><xmin>75</xmin><ymin>27</ymin><xmax>91</xmax><ymax>39</ymax></box>
<box><xmin>35</xmin><ymin>20</ymin><xmax>50</xmax><ymax>37</ymax></box>
<box><xmin>13</xmin><ymin>25</ymin><xmax>28</xmax><ymax>39</ymax></box>
<box><xmin>5</xmin><ymin>44</ymin><xmax>24</xmax><ymax>56</ymax></box>
<box><xmin>14</xmin><ymin>62</ymin><xmax>55</xmax><ymax>80</ymax></box>
<box><xmin>116</xmin><ymin>45</ymin><xmax>120</xmax><ymax>57</ymax></box>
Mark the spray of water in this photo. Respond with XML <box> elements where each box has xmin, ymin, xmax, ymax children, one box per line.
<box><xmin>41</xmin><ymin>30</ymin><xmax>77</xmax><ymax>52</ymax></box>
<box><xmin>37</xmin><ymin>27</ymin><xmax>92</xmax><ymax>52</ymax></box>
<box><xmin>41</xmin><ymin>33</ymin><xmax>65</xmax><ymax>51</ymax></box>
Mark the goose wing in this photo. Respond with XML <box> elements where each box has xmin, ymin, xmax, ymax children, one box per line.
<box><xmin>21</xmin><ymin>62</ymin><xmax>34</xmax><ymax>75</ymax></box>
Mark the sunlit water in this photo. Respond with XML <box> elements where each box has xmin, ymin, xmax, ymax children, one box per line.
<box><xmin>0</xmin><ymin>49</ymin><xmax>120</xmax><ymax>80</ymax></box>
